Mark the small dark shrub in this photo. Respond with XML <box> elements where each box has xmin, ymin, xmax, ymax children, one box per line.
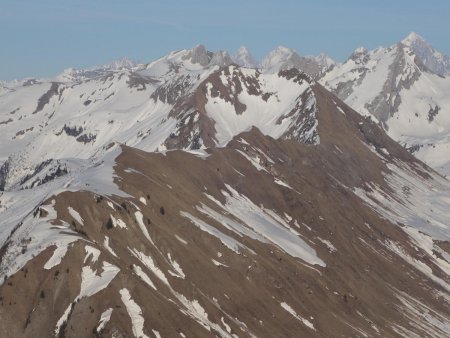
<box><xmin>105</xmin><ymin>217</ymin><xmax>113</xmax><ymax>229</ymax></box>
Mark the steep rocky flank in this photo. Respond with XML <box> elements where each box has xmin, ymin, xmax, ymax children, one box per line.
<box><xmin>1</xmin><ymin>74</ymin><xmax>450</xmax><ymax>337</ymax></box>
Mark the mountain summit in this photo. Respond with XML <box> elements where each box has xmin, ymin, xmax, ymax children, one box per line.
<box><xmin>232</xmin><ymin>46</ymin><xmax>257</xmax><ymax>68</ymax></box>
<box><xmin>401</xmin><ymin>31</ymin><xmax>425</xmax><ymax>45</ymax></box>
<box><xmin>260</xmin><ymin>46</ymin><xmax>331</xmax><ymax>78</ymax></box>
<box><xmin>401</xmin><ymin>32</ymin><xmax>450</xmax><ymax>76</ymax></box>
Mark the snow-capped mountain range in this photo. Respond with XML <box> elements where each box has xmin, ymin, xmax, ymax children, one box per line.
<box><xmin>1</xmin><ymin>34</ymin><xmax>450</xmax><ymax>337</ymax></box>
<box><xmin>0</xmin><ymin>45</ymin><xmax>319</xmax><ymax>191</ymax></box>
<box><xmin>3</xmin><ymin>32</ymin><xmax>450</xmax><ymax>177</ymax></box>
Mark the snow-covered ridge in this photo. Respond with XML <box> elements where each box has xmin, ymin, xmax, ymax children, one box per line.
<box><xmin>57</xmin><ymin>57</ymin><xmax>141</xmax><ymax>83</ymax></box>
<box><xmin>0</xmin><ymin>46</ymin><xmax>322</xmax><ymax>192</ymax></box>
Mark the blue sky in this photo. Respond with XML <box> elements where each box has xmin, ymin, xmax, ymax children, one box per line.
<box><xmin>1</xmin><ymin>0</ymin><xmax>449</xmax><ymax>80</ymax></box>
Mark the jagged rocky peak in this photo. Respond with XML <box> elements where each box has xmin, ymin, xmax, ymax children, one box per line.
<box><xmin>181</xmin><ymin>45</ymin><xmax>232</xmax><ymax>68</ymax></box>
<box><xmin>260</xmin><ymin>46</ymin><xmax>295</xmax><ymax>70</ymax></box>
<box><xmin>183</xmin><ymin>44</ymin><xmax>212</xmax><ymax>66</ymax></box>
<box><xmin>209</xmin><ymin>50</ymin><xmax>233</xmax><ymax>67</ymax></box>
<box><xmin>105</xmin><ymin>56</ymin><xmax>138</xmax><ymax>70</ymax></box>
<box><xmin>401</xmin><ymin>31</ymin><xmax>450</xmax><ymax>76</ymax></box>
<box><xmin>349</xmin><ymin>46</ymin><xmax>369</xmax><ymax>63</ymax></box>
<box><xmin>401</xmin><ymin>31</ymin><xmax>426</xmax><ymax>46</ymax></box>
<box><xmin>314</xmin><ymin>52</ymin><xmax>337</xmax><ymax>69</ymax></box>
<box><xmin>58</xmin><ymin>57</ymin><xmax>139</xmax><ymax>82</ymax></box>
<box><xmin>261</xmin><ymin>46</ymin><xmax>325</xmax><ymax>79</ymax></box>
<box><xmin>57</xmin><ymin>68</ymin><xmax>87</xmax><ymax>82</ymax></box>
<box><xmin>233</xmin><ymin>46</ymin><xmax>257</xmax><ymax>68</ymax></box>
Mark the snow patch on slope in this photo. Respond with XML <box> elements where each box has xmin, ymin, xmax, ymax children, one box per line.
<box><xmin>68</xmin><ymin>206</ymin><xmax>84</xmax><ymax>225</ymax></box>
<box><xmin>120</xmin><ymin>288</ymin><xmax>149</xmax><ymax>338</ymax></box>
<box><xmin>204</xmin><ymin>67</ymin><xmax>319</xmax><ymax>146</ymax></box>
<box><xmin>216</xmin><ymin>185</ymin><xmax>324</xmax><ymax>266</ymax></box>
<box><xmin>280</xmin><ymin>302</ymin><xmax>315</xmax><ymax>331</ymax></box>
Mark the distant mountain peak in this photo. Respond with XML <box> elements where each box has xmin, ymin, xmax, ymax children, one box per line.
<box><xmin>105</xmin><ymin>57</ymin><xmax>138</xmax><ymax>70</ymax></box>
<box><xmin>400</xmin><ymin>32</ymin><xmax>450</xmax><ymax>76</ymax></box>
<box><xmin>313</xmin><ymin>53</ymin><xmax>337</xmax><ymax>69</ymax></box>
<box><xmin>349</xmin><ymin>47</ymin><xmax>369</xmax><ymax>63</ymax></box>
<box><xmin>236</xmin><ymin>45</ymin><xmax>251</xmax><ymax>54</ymax></box>
<box><xmin>56</xmin><ymin>57</ymin><xmax>139</xmax><ymax>82</ymax></box>
<box><xmin>209</xmin><ymin>50</ymin><xmax>233</xmax><ymax>67</ymax></box>
<box><xmin>269</xmin><ymin>46</ymin><xmax>296</xmax><ymax>60</ymax></box>
<box><xmin>233</xmin><ymin>46</ymin><xmax>257</xmax><ymax>68</ymax></box>
<box><xmin>261</xmin><ymin>46</ymin><xmax>334</xmax><ymax>79</ymax></box>
<box><xmin>273</xmin><ymin>45</ymin><xmax>295</xmax><ymax>53</ymax></box>
<box><xmin>179</xmin><ymin>45</ymin><xmax>232</xmax><ymax>68</ymax></box>
<box><xmin>184</xmin><ymin>44</ymin><xmax>211</xmax><ymax>66</ymax></box>
<box><xmin>260</xmin><ymin>46</ymin><xmax>295</xmax><ymax>71</ymax></box>
<box><xmin>402</xmin><ymin>32</ymin><xmax>426</xmax><ymax>46</ymax></box>
<box><xmin>353</xmin><ymin>46</ymin><xmax>368</xmax><ymax>55</ymax></box>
